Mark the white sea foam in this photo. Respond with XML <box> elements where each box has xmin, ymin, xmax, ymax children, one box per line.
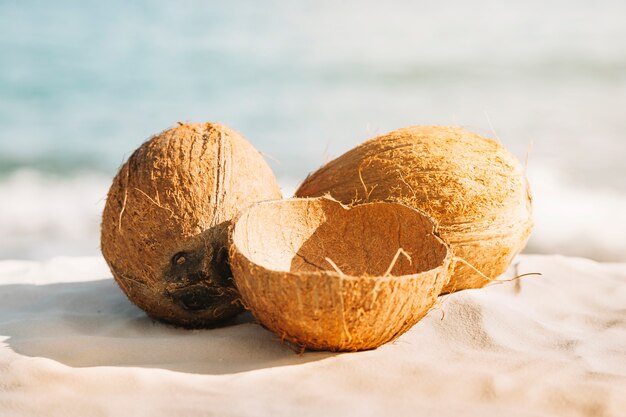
<box><xmin>0</xmin><ymin>170</ymin><xmax>108</xmax><ymax>259</ymax></box>
<box><xmin>527</xmin><ymin>164</ymin><xmax>626</xmax><ymax>261</ymax></box>
<box><xmin>1</xmin><ymin>167</ymin><xmax>624</xmax><ymax>261</ymax></box>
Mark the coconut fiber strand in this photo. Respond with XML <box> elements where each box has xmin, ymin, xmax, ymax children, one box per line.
<box><xmin>296</xmin><ymin>126</ymin><xmax>533</xmax><ymax>293</ymax></box>
<box><xmin>229</xmin><ymin>197</ymin><xmax>451</xmax><ymax>351</ymax></box>
<box><xmin>101</xmin><ymin>122</ymin><xmax>281</xmax><ymax>327</ymax></box>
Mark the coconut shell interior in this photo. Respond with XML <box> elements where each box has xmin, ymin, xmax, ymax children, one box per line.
<box><xmin>235</xmin><ymin>198</ymin><xmax>447</xmax><ymax>278</ymax></box>
<box><xmin>230</xmin><ymin>197</ymin><xmax>451</xmax><ymax>351</ymax></box>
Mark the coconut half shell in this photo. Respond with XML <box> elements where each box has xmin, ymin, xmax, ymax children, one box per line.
<box><xmin>295</xmin><ymin>126</ymin><xmax>533</xmax><ymax>293</ymax></box>
<box><xmin>229</xmin><ymin>197</ymin><xmax>451</xmax><ymax>351</ymax></box>
<box><xmin>101</xmin><ymin>122</ymin><xmax>282</xmax><ymax>327</ymax></box>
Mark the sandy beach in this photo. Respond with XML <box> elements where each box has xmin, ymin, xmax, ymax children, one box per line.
<box><xmin>1</xmin><ymin>254</ymin><xmax>624</xmax><ymax>417</ymax></box>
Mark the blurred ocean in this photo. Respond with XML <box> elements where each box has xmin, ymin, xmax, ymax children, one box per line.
<box><xmin>1</xmin><ymin>0</ymin><xmax>625</xmax><ymax>261</ymax></box>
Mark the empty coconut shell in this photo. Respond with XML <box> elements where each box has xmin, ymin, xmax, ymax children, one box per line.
<box><xmin>229</xmin><ymin>197</ymin><xmax>451</xmax><ymax>351</ymax></box>
<box><xmin>101</xmin><ymin>122</ymin><xmax>282</xmax><ymax>327</ymax></box>
<box><xmin>296</xmin><ymin>126</ymin><xmax>533</xmax><ymax>293</ymax></box>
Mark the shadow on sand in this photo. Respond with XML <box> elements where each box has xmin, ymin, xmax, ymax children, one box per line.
<box><xmin>0</xmin><ymin>279</ymin><xmax>335</xmax><ymax>375</ymax></box>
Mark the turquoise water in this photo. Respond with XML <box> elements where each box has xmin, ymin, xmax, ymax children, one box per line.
<box><xmin>1</xmin><ymin>0</ymin><xmax>626</xmax><ymax>260</ymax></box>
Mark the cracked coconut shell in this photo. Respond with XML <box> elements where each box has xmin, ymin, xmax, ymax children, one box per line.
<box><xmin>101</xmin><ymin>122</ymin><xmax>282</xmax><ymax>327</ymax></box>
<box><xmin>295</xmin><ymin>126</ymin><xmax>533</xmax><ymax>293</ymax></box>
<box><xmin>229</xmin><ymin>197</ymin><xmax>451</xmax><ymax>351</ymax></box>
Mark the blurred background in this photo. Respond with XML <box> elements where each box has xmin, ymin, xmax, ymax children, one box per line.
<box><xmin>1</xmin><ymin>0</ymin><xmax>625</xmax><ymax>261</ymax></box>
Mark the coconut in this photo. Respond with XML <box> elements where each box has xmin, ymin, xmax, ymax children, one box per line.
<box><xmin>229</xmin><ymin>197</ymin><xmax>451</xmax><ymax>351</ymax></box>
<box><xmin>101</xmin><ymin>122</ymin><xmax>282</xmax><ymax>327</ymax></box>
<box><xmin>295</xmin><ymin>126</ymin><xmax>533</xmax><ymax>293</ymax></box>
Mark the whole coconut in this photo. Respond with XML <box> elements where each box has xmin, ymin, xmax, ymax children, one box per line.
<box><xmin>101</xmin><ymin>122</ymin><xmax>282</xmax><ymax>327</ymax></box>
<box><xmin>295</xmin><ymin>125</ymin><xmax>533</xmax><ymax>293</ymax></box>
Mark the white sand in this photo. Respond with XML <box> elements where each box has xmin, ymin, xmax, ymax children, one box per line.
<box><xmin>1</xmin><ymin>255</ymin><xmax>625</xmax><ymax>417</ymax></box>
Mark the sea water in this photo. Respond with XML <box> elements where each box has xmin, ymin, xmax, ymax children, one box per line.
<box><xmin>1</xmin><ymin>0</ymin><xmax>625</xmax><ymax>260</ymax></box>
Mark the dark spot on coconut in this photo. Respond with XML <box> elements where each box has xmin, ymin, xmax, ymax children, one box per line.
<box><xmin>213</xmin><ymin>246</ymin><xmax>233</xmax><ymax>286</ymax></box>
<box><xmin>163</xmin><ymin>243</ymin><xmax>238</xmax><ymax>314</ymax></box>
<box><xmin>183</xmin><ymin>272</ymin><xmax>203</xmax><ymax>284</ymax></box>
<box><xmin>165</xmin><ymin>249</ymin><xmax>205</xmax><ymax>283</ymax></box>
<box><xmin>167</xmin><ymin>285</ymin><xmax>227</xmax><ymax>312</ymax></box>
<box><xmin>173</xmin><ymin>252</ymin><xmax>187</xmax><ymax>265</ymax></box>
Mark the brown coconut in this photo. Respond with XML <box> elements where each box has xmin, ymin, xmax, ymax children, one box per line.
<box><xmin>101</xmin><ymin>122</ymin><xmax>282</xmax><ymax>327</ymax></box>
<box><xmin>295</xmin><ymin>126</ymin><xmax>533</xmax><ymax>293</ymax></box>
<box><xmin>229</xmin><ymin>197</ymin><xmax>451</xmax><ymax>351</ymax></box>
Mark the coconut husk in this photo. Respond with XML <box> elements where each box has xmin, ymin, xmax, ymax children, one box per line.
<box><xmin>101</xmin><ymin>122</ymin><xmax>282</xmax><ymax>327</ymax></box>
<box><xmin>229</xmin><ymin>197</ymin><xmax>451</xmax><ymax>351</ymax></box>
<box><xmin>295</xmin><ymin>125</ymin><xmax>533</xmax><ymax>293</ymax></box>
